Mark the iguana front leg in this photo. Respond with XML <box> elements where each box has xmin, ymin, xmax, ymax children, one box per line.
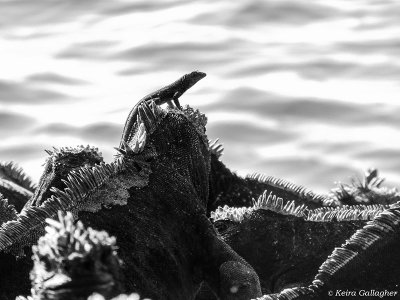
<box><xmin>171</xmin><ymin>91</ymin><xmax>183</xmax><ymax>109</ymax></box>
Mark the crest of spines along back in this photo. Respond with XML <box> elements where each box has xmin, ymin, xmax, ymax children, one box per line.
<box><xmin>211</xmin><ymin>190</ymin><xmax>308</xmax><ymax>223</ymax></box>
<box><xmin>211</xmin><ymin>190</ymin><xmax>387</xmax><ymax>223</ymax></box>
<box><xmin>208</xmin><ymin>139</ymin><xmax>224</xmax><ymax>158</ymax></box>
<box><xmin>248</xmin><ymin>173</ymin><xmax>334</xmax><ymax>205</ymax></box>
<box><xmin>49</xmin><ymin>156</ymin><xmax>125</xmax><ymax>207</ymax></box>
<box><xmin>115</xmin><ymin>100</ymin><xmax>165</xmax><ymax>157</ymax></box>
<box><xmin>306</xmin><ymin>204</ymin><xmax>387</xmax><ymax>222</ymax></box>
<box><xmin>0</xmin><ymin>161</ymin><xmax>36</xmax><ymax>191</ymax></box>
<box><xmin>182</xmin><ymin>105</ymin><xmax>207</xmax><ymax>136</ymax></box>
<box><xmin>45</xmin><ymin>145</ymin><xmax>103</xmax><ymax>163</ymax></box>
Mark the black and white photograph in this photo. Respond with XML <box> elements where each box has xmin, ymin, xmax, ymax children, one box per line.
<box><xmin>0</xmin><ymin>0</ymin><xmax>399</xmax><ymax>299</ymax></box>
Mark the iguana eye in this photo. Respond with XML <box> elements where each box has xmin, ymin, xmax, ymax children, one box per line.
<box><xmin>213</xmin><ymin>220</ymin><xmax>234</xmax><ymax>233</ymax></box>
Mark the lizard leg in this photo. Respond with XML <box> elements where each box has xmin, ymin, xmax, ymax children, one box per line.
<box><xmin>167</xmin><ymin>100</ymin><xmax>175</xmax><ymax>109</ymax></box>
<box><xmin>172</xmin><ymin>92</ymin><xmax>183</xmax><ymax>110</ymax></box>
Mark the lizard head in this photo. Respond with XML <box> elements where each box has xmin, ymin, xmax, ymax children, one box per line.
<box><xmin>181</xmin><ymin>70</ymin><xmax>206</xmax><ymax>90</ymax></box>
<box><xmin>31</xmin><ymin>212</ymin><xmax>123</xmax><ymax>300</ymax></box>
<box><xmin>219</xmin><ymin>261</ymin><xmax>262</xmax><ymax>300</ymax></box>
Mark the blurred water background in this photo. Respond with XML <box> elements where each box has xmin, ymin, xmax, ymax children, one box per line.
<box><xmin>1</xmin><ymin>0</ymin><xmax>400</xmax><ymax>193</ymax></box>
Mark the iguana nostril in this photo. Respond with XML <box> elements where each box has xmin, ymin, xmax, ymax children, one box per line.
<box><xmin>230</xmin><ymin>285</ymin><xmax>239</xmax><ymax>294</ymax></box>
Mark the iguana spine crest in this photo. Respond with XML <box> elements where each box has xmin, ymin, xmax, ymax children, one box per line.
<box><xmin>209</xmin><ymin>139</ymin><xmax>224</xmax><ymax>158</ymax></box>
<box><xmin>0</xmin><ymin>161</ymin><xmax>36</xmax><ymax>191</ymax></box>
<box><xmin>248</xmin><ymin>173</ymin><xmax>331</xmax><ymax>205</ymax></box>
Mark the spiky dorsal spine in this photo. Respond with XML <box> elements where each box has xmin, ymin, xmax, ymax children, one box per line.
<box><xmin>0</xmin><ymin>161</ymin><xmax>36</xmax><ymax>192</ymax></box>
<box><xmin>248</xmin><ymin>173</ymin><xmax>333</xmax><ymax>205</ymax></box>
<box><xmin>306</xmin><ymin>204</ymin><xmax>388</xmax><ymax>222</ymax></box>
<box><xmin>0</xmin><ymin>194</ymin><xmax>18</xmax><ymax>224</ymax></box>
<box><xmin>46</xmin><ymin>145</ymin><xmax>103</xmax><ymax>162</ymax></box>
<box><xmin>211</xmin><ymin>189</ymin><xmax>391</xmax><ymax>225</ymax></box>
<box><xmin>211</xmin><ymin>205</ymin><xmax>254</xmax><ymax>223</ymax></box>
<box><xmin>211</xmin><ymin>190</ymin><xmax>308</xmax><ymax>222</ymax></box>
<box><xmin>254</xmin><ymin>190</ymin><xmax>308</xmax><ymax>218</ymax></box>
<box><xmin>208</xmin><ymin>139</ymin><xmax>224</xmax><ymax>158</ymax></box>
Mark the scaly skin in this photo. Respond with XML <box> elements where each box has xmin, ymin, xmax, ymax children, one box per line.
<box><xmin>0</xmin><ymin>74</ymin><xmax>261</xmax><ymax>300</ymax></box>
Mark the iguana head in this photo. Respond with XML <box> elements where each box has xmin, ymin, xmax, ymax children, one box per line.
<box><xmin>28</xmin><ymin>146</ymin><xmax>104</xmax><ymax>208</ymax></box>
<box><xmin>30</xmin><ymin>211</ymin><xmax>123</xmax><ymax>300</ymax></box>
<box><xmin>219</xmin><ymin>261</ymin><xmax>262</xmax><ymax>300</ymax></box>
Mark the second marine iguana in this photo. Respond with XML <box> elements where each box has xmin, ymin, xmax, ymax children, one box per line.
<box><xmin>211</xmin><ymin>192</ymin><xmax>386</xmax><ymax>294</ymax></box>
<box><xmin>0</xmin><ymin>72</ymin><xmax>261</xmax><ymax>300</ymax></box>
<box><xmin>253</xmin><ymin>201</ymin><xmax>400</xmax><ymax>300</ymax></box>
<box><xmin>212</xmin><ymin>188</ymin><xmax>400</xmax><ymax>300</ymax></box>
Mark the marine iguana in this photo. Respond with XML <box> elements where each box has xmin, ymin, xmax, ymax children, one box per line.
<box><xmin>211</xmin><ymin>190</ymin><xmax>389</xmax><ymax>294</ymax></box>
<box><xmin>253</xmin><ymin>201</ymin><xmax>400</xmax><ymax>300</ymax></box>
<box><xmin>0</xmin><ymin>72</ymin><xmax>262</xmax><ymax>300</ymax></box>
